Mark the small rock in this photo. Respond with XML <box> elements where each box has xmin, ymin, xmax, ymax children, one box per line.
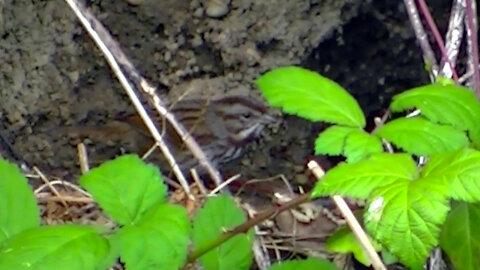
<box><xmin>124</xmin><ymin>0</ymin><xmax>143</xmax><ymax>6</ymax></box>
<box><xmin>205</xmin><ymin>0</ymin><xmax>230</xmax><ymax>18</ymax></box>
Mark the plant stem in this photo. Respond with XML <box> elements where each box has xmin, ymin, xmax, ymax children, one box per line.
<box><xmin>187</xmin><ymin>192</ymin><xmax>312</xmax><ymax>263</ymax></box>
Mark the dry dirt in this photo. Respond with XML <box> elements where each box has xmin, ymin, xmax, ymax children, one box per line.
<box><xmin>0</xmin><ymin>0</ymin><xmax>428</xmax><ymax>187</ymax></box>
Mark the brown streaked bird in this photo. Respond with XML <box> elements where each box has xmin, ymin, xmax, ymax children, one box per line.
<box><xmin>54</xmin><ymin>96</ymin><xmax>275</xmax><ymax>172</ymax></box>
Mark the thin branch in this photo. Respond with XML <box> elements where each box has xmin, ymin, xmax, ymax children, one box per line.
<box><xmin>187</xmin><ymin>192</ymin><xmax>311</xmax><ymax>263</ymax></box>
<box><xmin>440</xmin><ymin>0</ymin><xmax>465</xmax><ymax>78</ymax></box>
<box><xmin>307</xmin><ymin>161</ymin><xmax>386</xmax><ymax>270</ymax></box>
<box><xmin>403</xmin><ymin>0</ymin><xmax>439</xmax><ymax>79</ymax></box>
<box><xmin>416</xmin><ymin>0</ymin><xmax>459</xmax><ymax>81</ymax></box>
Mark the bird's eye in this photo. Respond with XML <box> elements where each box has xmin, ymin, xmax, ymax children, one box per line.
<box><xmin>242</xmin><ymin>112</ymin><xmax>251</xmax><ymax>119</ymax></box>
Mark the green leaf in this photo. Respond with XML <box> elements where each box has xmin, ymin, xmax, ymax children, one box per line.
<box><xmin>344</xmin><ymin>130</ymin><xmax>383</xmax><ymax>163</ymax></box>
<box><xmin>365</xmin><ymin>178</ymin><xmax>450</xmax><ymax>270</ymax></box>
<box><xmin>193</xmin><ymin>195</ymin><xmax>253</xmax><ymax>270</ymax></box>
<box><xmin>326</xmin><ymin>226</ymin><xmax>381</xmax><ymax>266</ymax></box>
<box><xmin>116</xmin><ymin>203</ymin><xmax>189</xmax><ymax>270</ymax></box>
<box><xmin>0</xmin><ymin>158</ymin><xmax>40</xmax><ymax>245</ymax></box>
<box><xmin>312</xmin><ymin>153</ymin><xmax>418</xmax><ymax>199</ymax></box>
<box><xmin>79</xmin><ymin>155</ymin><xmax>167</xmax><ymax>225</ymax></box>
<box><xmin>390</xmin><ymin>83</ymin><xmax>480</xmax><ymax>138</ymax></box>
<box><xmin>377</xmin><ymin>117</ymin><xmax>469</xmax><ymax>156</ymax></box>
<box><xmin>0</xmin><ymin>225</ymin><xmax>109</xmax><ymax>270</ymax></box>
<box><xmin>440</xmin><ymin>201</ymin><xmax>480</xmax><ymax>270</ymax></box>
<box><xmin>421</xmin><ymin>148</ymin><xmax>480</xmax><ymax>202</ymax></box>
<box><xmin>267</xmin><ymin>258</ymin><xmax>339</xmax><ymax>270</ymax></box>
<box><xmin>256</xmin><ymin>66</ymin><xmax>365</xmax><ymax>127</ymax></box>
<box><xmin>315</xmin><ymin>126</ymin><xmax>357</xmax><ymax>156</ymax></box>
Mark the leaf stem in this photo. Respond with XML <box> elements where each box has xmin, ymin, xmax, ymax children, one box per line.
<box><xmin>187</xmin><ymin>192</ymin><xmax>311</xmax><ymax>263</ymax></box>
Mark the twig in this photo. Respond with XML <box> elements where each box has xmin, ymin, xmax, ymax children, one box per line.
<box><xmin>187</xmin><ymin>192</ymin><xmax>311</xmax><ymax>263</ymax></box>
<box><xmin>307</xmin><ymin>160</ymin><xmax>386</xmax><ymax>270</ymax></box>
<box><xmin>77</xmin><ymin>142</ymin><xmax>89</xmax><ymax>173</ymax></box>
<box><xmin>441</xmin><ymin>0</ymin><xmax>465</xmax><ymax>78</ymax></box>
<box><xmin>403</xmin><ymin>0</ymin><xmax>439</xmax><ymax>79</ymax></box>
<box><xmin>37</xmin><ymin>195</ymin><xmax>94</xmax><ymax>203</ymax></box>
<box><xmin>415</xmin><ymin>0</ymin><xmax>459</xmax><ymax>81</ymax></box>
<box><xmin>190</xmin><ymin>168</ymin><xmax>208</xmax><ymax>196</ymax></box>
<box><xmin>208</xmin><ymin>174</ymin><xmax>241</xmax><ymax>196</ymax></box>
<box><xmin>63</xmin><ymin>0</ymin><xmax>195</xmax><ymax>198</ymax></box>
<box><xmin>33</xmin><ymin>166</ymin><xmax>68</xmax><ymax>208</ymax></box>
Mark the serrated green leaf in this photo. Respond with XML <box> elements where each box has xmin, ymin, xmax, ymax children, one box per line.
<box><xmin>326</xmin><ymin>226</ymin><xmax>381</xmax><ymax>266</ymax></box>
<box><xmin>193</xmin><ymin>195</ymin><xmax>253</xmax><ymax>270</ymax></box>
<box><xmin>0</xmin><ymin>225</ymin><xmax>109</xmax><ymax>270</ymax></box>
<box><xmin>440</xmin><ymin>201</ymin><xmax>480</xmax><ymax>270</ymax></box>
<box><xmin>256</xmin><ymin>66</ymin><xmax>365</xmax><ymax>127</ymax></box>
<box><xmin>80</xmin><ymin>155</ymin><xmax>167</xmax><ymax>225</ymax></box>
<box><xmin>390</xmin><ymin>84</ymin><xmax>480</xmax><ymax>137</ymax></box>
<box><xmin>365</xmin><ymin>178</ymin><xmax>450</xmax><ymax>270</ymax></box>
<box><xmin>116</xmin><ymin>203</ymin><xmax>189</xmax><ymax>270</ymax></box>
<box><xmin>377</xmin><ymin>117</ymin><xmax>469</xmax><ymax>156</ymax></box>
<box><xmin>312</xmin><ymin>153</ymin><xmax>418</xmax><ymax>199</ymax></box>
<box><xmin>267</xmin><ymin>258</ymin><xmax>339</xmax><ymax>270</ymax></box>
<box><xmin>344</xmin><ymin>130</ymin><xmax>383</xmax><ymax>163</ymax></box>
<box><xmin>315</xmin><ymin>126</ymin><xmax>357</xmax><ymax>155</ymax></box>
<box><xmin>0</xmin><ymin>158</ymin><xmax>40</xmax><ymax>245</ymax></box>
<box><xmin>421</xmin><ymin>148</ymin><xmax>480</xmax><ymax>202</ymax></box>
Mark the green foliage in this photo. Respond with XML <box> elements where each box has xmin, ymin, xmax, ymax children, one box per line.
<box><xmin>440</xmin><ymin>201</ymin><xmax>480</xmax><ymax>270</ymax></box>
<box><xmin>377</xmin><ymin>117</ymin><xmax>469</xmax><ymax>155</ymax></box>
<box><xmin>421</xmin><ymin>148</ymin><xmax>480</xmax><ymax>202</ymax></box>
<box><xmin>257</xmin><ymin>66</ymin><xmax>480</xmax><ymax>270</ymax></box>
<box><xmin>80</xmin><ymin>155</ymin><xmax>167</xmax><ymax>226</ymax></box>
<box><xmin>326</xmin><ymin>226</ymin><xmax>381</xmax><ymax>266</ymax></box>
<box><xmin>193</xmin><ymin>195</ymin><xmax>253</xmax><ymax>270</ymax></box>
<box><xmin>256</xmin><ymin>66</ymin><xmax>365</xmax><ymax>127</ymax></box>
<box><xmin>313</xmin><ymin>153</ymin><xmax>418</xmax><ymax>199</ymax></box>
<box><xmin>312</xmin><ymin>148</ymin><xmax>480</xmax><ymax>269</ymax></box>
<box><xmin>0</xmin><ymin>225</ymin><xmax>110</xmax><ymax>270</ymax></box>
<box><xmin>314</xmin><ymin>126</ymin><xmax>357</xmax><ymax>155</ymax></box>
<box><xmin>0</xmin><ymin>158</ymin><xmax>40</xmax><ymax>245</ymax></box>
<box><xmin>343</xmin><ymin>130</ymin><xmax>383</xmax><ymax>163</ymax></box>
<box><xmin>267</xmin><ymin>258</ymin><xmax>339</xmax><ymax>270</ymax></box>
<box><xmin>315</xmin><ymin>126</ymin><xmax>382</xmax><ymax>163</ymax></box>
<box><xmin>0</xmin><ymin>155</ymin><xmax>254</xmax><ymax>270</ymax></box>
<box><xmin>390</xmin><ymin>83</ymin><xmax>480</xmax><ymax>146</ymax></box>
<box><xmin>115</xmin><ymin>204</ymin><xmax>189</xmax><ymax>270</ymax></box>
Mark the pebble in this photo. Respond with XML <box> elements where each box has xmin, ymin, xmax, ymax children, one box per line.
<box><xmin>124</xmin><ymin>0</ymin><xmax>143</xmax><ymax>6</ymax></box>
<box><xmin>205</xmin><ymin>0</ymin><xmax>230</xmax><ymax>18</ymax></box>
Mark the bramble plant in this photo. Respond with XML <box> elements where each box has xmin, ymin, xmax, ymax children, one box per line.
<box><xmin>3</xmin><ymin>65</ymin><xmax>480</xmax><ymax>270</ymax></box>
<box><xmin>0</xmin><ymin>154</ymin><xmax>337</xmax><ymax>270</ymax></box>
<box><xmin>256</xmin><ymin>66</ymin><xmax>480</xmax><ymax>270</ymax></box>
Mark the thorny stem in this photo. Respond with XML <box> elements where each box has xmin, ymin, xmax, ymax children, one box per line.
<box><xmin>415</xmin><ymin>0</ymin><xmax>459</xmax><ymax>81</ymax></box>
<box><xmin>187</xmin><ymin>192</ymin><xmax>312</xmax><ymax>263</ymax></box>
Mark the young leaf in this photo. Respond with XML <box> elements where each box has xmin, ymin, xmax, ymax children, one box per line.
<box><xmin>421</xmin><ymin>148</ymin><xmax>480</xmax><ymax>202</ymax></box>
<box><xmin>365</xmin><ymin>178</ymin><xmax>450</xmax><ymax>270</ymax></box>
<box><xmin>343</xmin><ymin>130</ymin><xmax>383</xmax><ymax>163</ymax></box>
<box><xmin>193</xmin><ymin>195</ymin><xmax>253</xmax><ymax>270</ymax></box>
<box><xmin>390</xmin><ymin>83</ymin><xmax>480</xmax><ymax>135</ymax></box>
<box><xmin>80</xmin><ymin>155</ymin><xmax>167</xmax><ymax>225</ymax></box>
<box><xmin>440</xmin><ymin>201</ymin><xmax>480</xmax><ymax>270</ymax></box>
<box><xmin>312</xmin><ymin>153</ymin><xmax>418</xmax><ymax>199</ymax></box>
<box><xmin>326</xmin><ymin>226</ymin><xmax>381</xmax><ymax>266</ymax></box>
<box><xmin>267</xmin><ymin>258</ymin><xmax>339</xmax><ymax>270</ymax></box>
<box><xmin>0</xmin><ymin>225</ymin><xmax>109</xmax><ymax>270</ymax></box>
<box><xmin>315</xmin><ymin>126</ymin><xmax>357</xmax><ymax>156</ymax></box>
<box><xmin>256</xmin><ymin>66</ymin><xmax>365</xmax><ymax>127</ymax></box>
<box><xmin>116</xmin><ymin>203</ymin><xmax>189</xmax><ymax>270</ymax></box>
<box><xmin>377</xmin><ymin>117</ymin><xmax>469</xmax><ymax>156</ymax></box>
<box><xmin>0</xmin><ymin>158</ymin><xmax>40</xmax><ymax>245</ymax></box>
